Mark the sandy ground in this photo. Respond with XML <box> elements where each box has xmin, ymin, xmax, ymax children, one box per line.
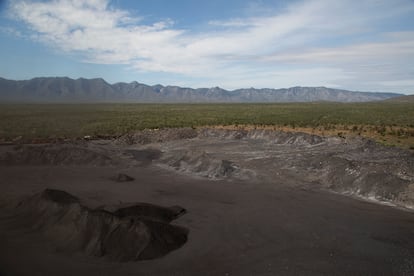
<box><xmin>0</xmin><ymin>128</ymin><xmax>414</xmax><ymax>275</ymax></box>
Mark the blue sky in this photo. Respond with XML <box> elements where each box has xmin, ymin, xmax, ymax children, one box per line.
<box><xmin>0</xmin><ymin>0</ymin><xmax>413</xmax><ymax>94</ymax></box>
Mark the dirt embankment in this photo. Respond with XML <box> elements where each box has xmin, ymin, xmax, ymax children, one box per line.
<box><xmin>136</xmin><ymin>127</ymin><xmax>414</xmax><ymax>209</ymax></box>
<box><xmin>1</xmin><ymin>127</ymin><xmax>413</xmax><ymax>209</ymax></box>
<box><xmin>197</xmin><ymin>127</ymin><xmax>325</xmax><ymax>145</ymax></box>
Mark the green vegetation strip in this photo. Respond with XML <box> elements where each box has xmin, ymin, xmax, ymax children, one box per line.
<box><xmin>0</xmin><ymin>103</ymin><xmax>413</xmax><ymax>143</ymax></box>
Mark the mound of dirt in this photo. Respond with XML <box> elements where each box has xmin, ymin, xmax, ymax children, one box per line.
<box><xmin>160</xmin><ymin>150</ymin><xmax>252</xmax><ymax>180</ymax></box>
<box><xmin>15</xmin><ymin>189</ymin><xmax>188</xmax><ymax>262</ymax></box>
<box><xmin>283</xmin><ymin>138</ymin><xmax>414</xmax><ymax>207</ymax></box>
<box><xmin>150</xmin><ymin>128</ymin><xmax>413</xmax><ymax>208</ymax></box>
<box><xmin>198</xmin><ymin>128</ymin><xmax>325</xmax><ymax>145</ymax></box>
<box><xmin>118</xmin><ymin>127</ymin><xmax>325</xmax><ymax>147</ymax></box>
<box><xmin>0</xmin><ymin>144</ymin><xmax>113</xmax><ymax>166</ymax></box>
<box><xmin>319</xmin><ymin>154</ymin><xmax>414</xmax><ymax>207</ymax></box>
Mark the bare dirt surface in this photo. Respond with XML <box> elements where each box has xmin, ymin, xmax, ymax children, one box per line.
<box><xmin>0</xmin><ymin>128</ymin><xmax>414</xmax><ymax>275</ymax></box>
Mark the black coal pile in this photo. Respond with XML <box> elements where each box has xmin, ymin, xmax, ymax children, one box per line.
<box><xmin>15</xmin><ymin>189</ymin><xmax>188</xmax><ymax>261</ymax></box>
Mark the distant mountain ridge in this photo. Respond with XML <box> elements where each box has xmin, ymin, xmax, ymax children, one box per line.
<box><xmin>0</xmin><ymin>77</ymin><xmax>403</xmax><ymax>103</ymax></box>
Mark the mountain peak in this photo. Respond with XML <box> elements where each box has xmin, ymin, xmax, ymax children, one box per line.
<box><xmin>0</xmin><ymin>76</ymin><xmax>403</xmax><ymax>103</ymax></box>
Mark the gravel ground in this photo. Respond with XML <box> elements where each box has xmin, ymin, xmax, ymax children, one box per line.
<box><xmin>0</xmin><ymin>128</ymin><xmax>413</xmax><ymax>275</ymax></box>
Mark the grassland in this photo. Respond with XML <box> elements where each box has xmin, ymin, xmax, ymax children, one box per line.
<box><xmin>0</xmin><ymin>102</ymin><xmax>413</xmax><ymax>148</ymax></box>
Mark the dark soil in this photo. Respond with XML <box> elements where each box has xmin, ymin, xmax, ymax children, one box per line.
<box><xmin>0</xmin><ymin>128</ymin><xmax>413</xmax><ymax>275</ymax></box>
<box><xmin>111</xmin><ymin>173</ymin><xmax>135</xmax><ymax>182</ymax></box>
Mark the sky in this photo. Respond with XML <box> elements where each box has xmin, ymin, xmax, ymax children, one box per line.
<box><xmin>0</xmin><ymin>0</ymin><xmax>413</xmax><ymax>94</ymax></box>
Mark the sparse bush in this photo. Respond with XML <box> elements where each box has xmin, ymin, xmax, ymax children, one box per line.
<box><xmin>0</xmin><ymin>102</ymin><xmax>412</xmax><ymax>147</ymax></box>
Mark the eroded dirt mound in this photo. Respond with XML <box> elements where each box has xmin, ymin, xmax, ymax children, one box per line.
<box><xmin>318</xmin><ymin>148</ymin><xmax>414</xmax><ymax>207</ymax></box>
<box><xmin>1</xmin><ymin>127</ymin><xmax>413</xmax><ymax>209</ymax></box>
<box><xmin>0</xmin><ymin>144</ymin><xmax>113</xmax><ymax>166</ymax></box>
<box><xmin>152</xmin><ymin>128</ymin><xmax>414</xmax><ymax>209</ymax></box>
<box><xmin>118</xmin><ymin>127</ymin><xmax>325</xmax><ymax>146</ymax></box>
<box><xmin>160</xmin><ymin>150</ymin><xmax>252</xmax><ymax>179</ymax></box>
<box><xmin>198</xmin><ymin>128</ymin><xmax>325</xmax><ymax>145</ymax></box>
<box><xmin>14</xmin><ymin>189</ymin><xmax>188</xmax><ymax>261</ymax></box>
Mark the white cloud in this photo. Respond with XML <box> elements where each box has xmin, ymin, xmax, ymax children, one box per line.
<box><xmin>0</xmin><ymin>26</ymin><xmax>23</xmax><ymax>37</ymax></box>
<box><xmin>199</xmin><ymin>67</ymin><xmax>352</xmax><ymax>90</ymax></box>
<box><xmin>266</xmin><ymin>33</ymin><xmax>414</xmax><ymax>64</ymax></box>
<box><xmin>379</xmin><ymin>80</ymin><xmax>414</xmax><ymax>87</ymax></box>
<box><xmin>6</xmin><ymin>0</ymin><xmax>414</xmax><ymax>93</ymax></box>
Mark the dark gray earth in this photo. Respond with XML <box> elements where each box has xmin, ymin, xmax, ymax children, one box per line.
<box><xmin>0</xmin><ymin>128</ymin><xmax>413</xmax><ymax>275</ymax></box>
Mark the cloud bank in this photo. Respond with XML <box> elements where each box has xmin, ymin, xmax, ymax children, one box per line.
<box><xmin>6</xmin><ymin>0</ymin><xmax>414</xmax><ymax>93</ymax></box>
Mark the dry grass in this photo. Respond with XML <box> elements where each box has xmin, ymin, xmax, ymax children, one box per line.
<box><xmin>0</xmin><ymin>102</ymin><xmax>413</xmax><ymax>149</ymax></box>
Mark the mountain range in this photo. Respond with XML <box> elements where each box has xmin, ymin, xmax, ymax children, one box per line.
<box><xmin>0</xmin><ymin>77</ymin><xmax>403</xmax><ymax>103</ymax></box>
